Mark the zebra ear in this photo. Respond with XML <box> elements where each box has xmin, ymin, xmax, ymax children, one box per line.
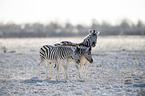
<box><xmin>92</xmin><ymin>29</ymin><xmax>97</xmax><ymax>35</ymax></box>
<box><xmin>97</xmin><ymin>30</ymin><xmax>101</xmax><ymax>35</ymax></box>
<box><xmin>89</xmin><ymin>29</ymin><xmax>92</xmax><ymax>33</ymax></box>
<box><xmin>93</xmin><ymin>29</ymin><xmax>95</xmax><ymax>33</ymax></box>
<box><xmin>97</xmin><ymin>31</ymin><xmax>100</xmax><ymax>35</ymax></box>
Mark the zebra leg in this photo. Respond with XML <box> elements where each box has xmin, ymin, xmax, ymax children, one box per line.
<box><xmin>38</xmin><ymin>58</ymin><xmax>45</xmax><ymax>79</ymax></box>
<box><xmin>84</xmin><ymin>60</ymin><xmax>88</xmax><ymax>79</ymax></box>
<box><xmin>66</xmin><ymin>58</ymin><xmax>71</xmax><ymax>71</ymax></box>
<box><xmin>45</xmin><ymin>61</ymin><xmax>50</xmax><ymax>79</ymax></box>
<box><xmin>61</xmin><ymin>59</ymin><xmax>70</xmax><ymax>80</ymax></box>
<box><xmin>75</xmin><ymin>63</ymin><xmax>82</xmax><ymax>79</ymax></box>
<box><xmin>49</xmin><ymin>62</ymin><xmax>53</xmax><ymax>79</ymax></box>
<box><xmin>56</xmin><ymin>60</ymin><xmax>61</xmax><ymax>81</ymax></box>
<box><xmin>64</xmin><ymin>59</ymin><xmax>70</xmax><ymax>80</ymax></box>
<box><xmin>62</xmin><ymin>64</ymin><xmax>66</xmax><ymax>79</ymax></box>
<box><xmin>79</xmin><ymin>60</ymin><xmax>83</xmax><ymax>78</ymax></box>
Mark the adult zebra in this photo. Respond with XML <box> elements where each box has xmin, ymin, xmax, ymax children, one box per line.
<box><xmin>38</xmin><ymin>45</ymin><xmax>93</xmax><ymax>80</ymax></box>
<box><xmin>55</xmin><ymin>29</ymin><xmax>100</xmax><ymax>79</ymax></box>
<box><xmin>55</xmin><ymin>29</ymin><xmax>100</xmax><ymax>47</ymax></box>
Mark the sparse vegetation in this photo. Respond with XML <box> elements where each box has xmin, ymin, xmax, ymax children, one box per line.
<box><xmin>0</xmin><ymin>19</ymin><xmax>145</xmax><ymax>38</ymax></box>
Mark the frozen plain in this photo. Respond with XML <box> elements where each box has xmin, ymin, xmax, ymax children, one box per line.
<box><xmin>0</xmin><ymin>36</ymin><xmax>145</xmax><ymax>96</ymax></box>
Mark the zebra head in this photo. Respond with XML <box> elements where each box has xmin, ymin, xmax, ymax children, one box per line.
<box><xmin>71</xmin><ymin>46</ymin><xmax>81</xmax><ymax>64</ymax></box>
<box><xmin>82</xmin><ymin>47</ymin><xmax>93</xmax><ymax>63</ymax></box>
<box><xmin>79</xmin><ymin>29</ymin><xmax>100</xmax><ymax>47</ymax></box>
<box><xmin>89</xmin><ymin>29</ymin><xmax>100</xmax><ymax>47</ymax></box>
<box><xmin>71</xmin><ymin>46</ymin><xmax>93</xmax><ymax>63</ymax></box>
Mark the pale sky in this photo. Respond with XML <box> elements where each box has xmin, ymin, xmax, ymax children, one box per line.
<box><xmin>0</xmin><ymin>0</ymin><xmax>145</xmax><ymax>25</ymax></box>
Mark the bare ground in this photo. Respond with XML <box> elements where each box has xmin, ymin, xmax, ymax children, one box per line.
<box><xmin>0</xmin><ymin>36</ymin><xmax>145</xmax><ymax>96</ymax></box>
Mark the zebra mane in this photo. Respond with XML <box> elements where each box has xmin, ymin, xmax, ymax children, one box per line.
<box><xmin>61</xmin><ymin>43</ymin><xmax>78</xmax><ymax>46</ymax></box>
<box><xmin>55</xmin><ymin>34</ymin><xmax>92</xmax><ymax>47</ymax></box>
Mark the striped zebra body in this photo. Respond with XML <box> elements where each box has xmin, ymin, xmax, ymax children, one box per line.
<box><xmin>40</xmin><ymin>45</ymin><xmax>73</xmax><ymax>60</ymax></box>
<box><xmin>38</xmin><ymin>45</ymin><xmax>81</xmax><ymax>80</ymax></box>
<box><xmin>64</xmin><ymin>46</ymin><xmax>93</xmax><ymax>79</ymax></box>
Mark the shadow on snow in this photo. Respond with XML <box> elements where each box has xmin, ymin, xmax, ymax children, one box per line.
<box><xmin>20</xmin><ymin>77</ymin><xmax>66</xmax><ymax>84</ymax></box>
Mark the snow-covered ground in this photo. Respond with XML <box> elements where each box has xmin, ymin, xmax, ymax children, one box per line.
<box><xmin>0</xmin><ymin>36</ymin><xmax>145</xmax><ymax>95</ymax></box>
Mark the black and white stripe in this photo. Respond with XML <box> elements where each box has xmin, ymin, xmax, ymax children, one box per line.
<box><xmin>38</xmin><ymin>45</ymin><xmax>81</xmax><ymax>80</ymax></box>
<box><xmin>53</xmin><ymin>29</ymin><xmax>100</xmax><ymax>79</ymax></box>
<box><xmin>40</xmin><ymin>45</ymin><xmax>74</xmax><ymax>60</ymax></box>
<box><xmin>58</xmin><ymin>29</ymin><xmax>100</xmax><ymax>47</ymax></box>
<box><xmin>79</xmin><ymin>29</ymin><xmax>100</xmax><ymax>47</ymax></box>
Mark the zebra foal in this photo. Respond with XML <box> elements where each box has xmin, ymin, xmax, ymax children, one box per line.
<box><xmin>61</xmin><ymin>46</ymin><xmax>93</xmax><ymax>79</ymax></box>
<box><xmin>38</xmin><ymin>45</ymin><xmax>81</xmax><ymax>80</ymax></box>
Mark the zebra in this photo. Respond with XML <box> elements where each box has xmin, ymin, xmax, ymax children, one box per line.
<box><xmin>61</xmin><ymin>46</ymin><xmax>93</xmax><ymax>79</ymax></box>
<box><xmin>38</xmin><ymin>45</ymin><xmax>93</xmax><ymax>80</ymax></box>
<box><xmin>55</xmin><ymin>29</ymin><xmax>100</xmax><ymax>78</ymax></box>
<box><xmin>79</xmin><ymin>29</ymin><xmax>100</xmax><ymax>47</ymax></box>
<box><xmin>55</xmin><ymin>29</ymin><xmax>100</xmax><ymax>47</ymax></box>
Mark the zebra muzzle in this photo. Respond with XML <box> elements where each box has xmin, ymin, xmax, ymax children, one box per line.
<box><xmin>89</xmin><ymin>58</ymin><xmax>93</xmax><ymax>63</ymax></box>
